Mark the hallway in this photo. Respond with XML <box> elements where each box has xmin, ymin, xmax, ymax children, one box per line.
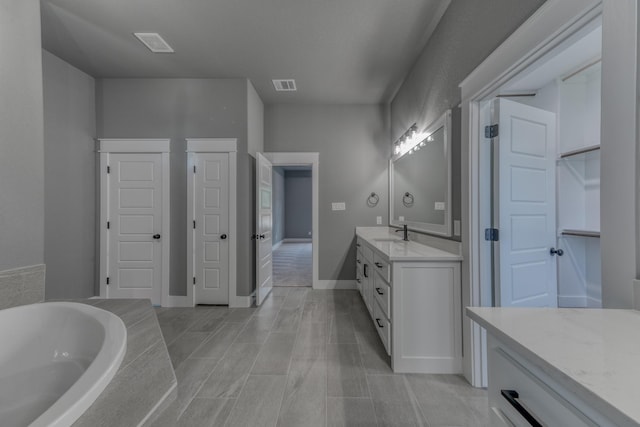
<box><xmin>272</xmin><ymin>243</ymin><xmax>312</xmax><ymax>287</ymax></box>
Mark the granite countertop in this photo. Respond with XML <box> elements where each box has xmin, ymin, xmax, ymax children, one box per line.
<box><xmin>68</xmin><ymin>299</ymin><xmax>177</xmax><ymax>427</ymax></box>
<box><xmin>467</xmin><ymin>307</ymin><xmax>640</xmax><ymax>427</ymax></box>
<box><xmin>356</xmin><ymin>226</ymin><xmax>462</xmax><ymax>261</ymax></box>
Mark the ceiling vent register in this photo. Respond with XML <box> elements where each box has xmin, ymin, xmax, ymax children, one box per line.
<box><xmin>133</xmin><ymin>33</ymin><xmax>174</xmax><ymax>53</ymax></box>
<box><xmin>272</xmin><ymin>79</ymin><xmax>297</xmax><ymax>91</ymax></box>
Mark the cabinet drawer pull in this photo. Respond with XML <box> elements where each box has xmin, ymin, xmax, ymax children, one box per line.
<box><xmin>374</xmin><ymin>262</ymin><xmax>383</xmax><ymax>268</ymax></box>
<box><xmin>356</xmin><ymin>243</ymin><xmax>361</xmax><ymax>247</ymax></box>
<box><xmin>363</xmin><ymin>264</ymin><xmax>368</xmax><ymax>278</ymax></box>
<box><xmin>356</xmin><ymin>259</ymin><xmax>361</xmax><ymax>264</ymax></box>
<box><xmin>375</xmin><ymin>287</ymin><xmax>384</xmax><ymax>295</ymax></box>
<box><xmin>356</xmin><ymin>278</ymin><xmax>361</xmax><ymax>283</ymax></box>
<box><xmin>500</xmin><ymin>390</ymin><xmax>542</xmax><ymax>427</ymax></box>
<box><xmin>375</xmin><ymin>318</ymin><xmax>384</xmax><ymax>328</ymax></box>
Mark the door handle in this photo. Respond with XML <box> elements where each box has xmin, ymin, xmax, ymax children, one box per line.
<box><xmin>152</xmin><ymin>234</ymin><xmax>161</xmax><ymax>240</ymax></box>
<box><xmin>259</xmin><ymin>234</ymin><xmax>266</xmax><ymax>239</ymax></box>
<box><xmin>374</xmin><ymin>262</ymin><xmax>383</xmax><ymax>268</ymax></box>
<box><xmin>550</xmin><ymin>247</ymin><xmax>564</xmax><ymax>256</ymax></box>
<box><xmin>375</xmin><ymin>287</ymin><xmax>384</xmax><ymax>295</ymax></box>
<box><xmin>220</xmin><ymin>234</ymin><xmax>227</xmax><ymax>240</ymax></box>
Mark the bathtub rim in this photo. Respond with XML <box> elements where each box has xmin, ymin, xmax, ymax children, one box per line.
<box><xmin>0</xmin><ymin>301</ymin><xmax>127</xmax><ymax>427</ymax></box>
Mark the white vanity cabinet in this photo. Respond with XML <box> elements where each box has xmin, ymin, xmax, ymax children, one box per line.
<box><xmin>355</xmin><ymin>228</ymin><xmax>462</xmax><ymax>374</ymax></box>
<box><xmin>468</xmin><ymin>307</ymin><xmax>640</xmax><ymax>427</ymax></box>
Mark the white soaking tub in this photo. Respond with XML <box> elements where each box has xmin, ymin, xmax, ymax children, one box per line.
<box><xmin>0</xmin><ymin>302</ymin><xmax>127</xmax><ymax>427</ymax></box>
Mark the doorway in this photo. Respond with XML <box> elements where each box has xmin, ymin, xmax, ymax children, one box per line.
<box><xmin>263</xmin><ymin>152</ymin><xmax>319</xmax><ymax>289</ymax></box>
<box><xmin>98</xmin><ymin>138</ymin><xmax>171</xmax><ymax>307</ymax></box>
<box><xmin>272</xmin><ymin>166</ymin><xmax>313</xmax><ymax>287</ymax></box>
<box><xmin>480</xmin><ymin>18</ymin><xmax>602</xmax><ymax>310</ymax></box>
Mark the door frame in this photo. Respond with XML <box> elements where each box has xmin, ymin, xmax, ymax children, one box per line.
<box><xmin>186</xmin><ymin>138</ymin><xmax>238</xmax><ymax>307</ymax></box>
<box><xmin>459</xmin><ymin>0</ymin><xmax>604</xmax><ymax>387</ymax></box>
<box><xmin>263</xmin><ymin>152</ymin><xmax>319</xmax><ymax>289</ymax></box>
<box><xmin>98</xmin><ymin>138</ymin><xmax>171</xmax><ymax>307</ymax></box>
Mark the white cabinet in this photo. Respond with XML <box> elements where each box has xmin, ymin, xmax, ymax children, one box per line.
<box><xmin>356</xmin><ymin>234</ymin><xmax>462</xmax><ymax>373</ymax></box>
<box><xmin>486</xmin><ymin>334</ymin><xmax>615</xmax><ymax>427</ymax></box>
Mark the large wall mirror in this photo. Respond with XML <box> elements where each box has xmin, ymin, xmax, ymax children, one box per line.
<box><xmin>390</xmin><ymin>110</ymin><xmax>452</xmax><ymax>236</ymax></box>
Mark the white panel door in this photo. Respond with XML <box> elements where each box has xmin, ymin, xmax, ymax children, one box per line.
<box><xmin>193</xmin><ymin>153</ymin><xmax>230</xmax><ymax>304</ymax></box>
<box><xmin>493</xmin><ymin>98</ymin><xmax>558</xmax><ymax>307</ymax></box>
<box><xmin>108</xmin><ymin>153</ymin><xmax>163</xmax><ymax>304</ymax></box>
<box><xmin>255</xmin><ymin>152</ymin><xmax>273</xmax><ymax>306</ymax></box>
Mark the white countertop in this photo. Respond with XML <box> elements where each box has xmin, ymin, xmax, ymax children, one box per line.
<box><xmin>356</xmin><ymin>227</ymin><xmax>462</xmax><ymax>261</ymax></box>
<box><xmin>467</xmin><ymin>307</ymin><xmax>640</xmax><ymax>426</ymax></box>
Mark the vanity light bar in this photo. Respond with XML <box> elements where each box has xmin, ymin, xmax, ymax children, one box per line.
<box><xmin>393</xmin><ymin>123</ymin><xmax>433</xmax><ymax>157</ymax></box>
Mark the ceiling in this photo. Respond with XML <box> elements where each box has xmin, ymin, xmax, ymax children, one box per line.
<box><xmin>40</xmin><ymin>0</ymin><xmax>450</xmax><ymax>104</ymax></box>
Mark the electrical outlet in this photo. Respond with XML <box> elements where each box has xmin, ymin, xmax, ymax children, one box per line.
<box><xmin>435</xmin><ymin>202</ymin><xmax>445</xmax><ymax>211</ymax></box>
<box><xmin>454</xmin><ymin>220</ymin><xmax>461</xmax><ymax>236</ymax></box>
<box><xmin>331</xmin><ymin>202</ymin><xmax>346</xmax><ymax>211</ymax></box>
<box><xmin>376</xmin><ymin>216</ymin><xmax>382</xmax><ymax>225</ymax></box>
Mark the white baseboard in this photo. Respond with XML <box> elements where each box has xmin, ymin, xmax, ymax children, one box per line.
<box><xmin>272</xmin><ymin>240</ymin><xmax>283</xmax><ymax>251</ymax></box>
<box><xmin>314</xmin><ymin>280</ymin><xmax>356</xmax><ymax>290</ymax></box>
<box><xmin>557</xmin><ymin>295</ymin><xmax>587</xmax><ymax>308</ymax></box>
<box><xmin>282</xmin><ymin>238</ymin><xmax>312</xmax><ymax>243</ymax></box>
<box><xmin>164</xmin><ymin>295</ymin><xmax>192</xmax><ymax>307</ymax></box>
<box><xmin>231</xmin><ymin>292</ymin><xmax>255</xmax><ymax>308</ymax></box>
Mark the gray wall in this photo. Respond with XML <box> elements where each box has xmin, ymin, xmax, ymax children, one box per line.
<box><xmin>272</xmin><ymin>167</ymin><xmax>286</xmax><ymax>245</ymax></box>
<box><xmin>265</xmin><ymin>105</ymin><xmax>390</xmax><ymax>281</ymax></box>
<box><xmin>0</xmin><ymin>0</ymin><xmax>45</xmax><ymax>272</ymax></box>
<box><xmin>285</xmin><ymin>170</ymin><xmax>312</xmax><ymax>239</ymax></box>
<box><xmin>96</xmin><ymin>78</ymin><xmax>256</xmax><ymax>297</ymax></box>
<box><xmin>390</xmin><ymin>0</ymin><xmax>545</xmax><ymax>242</ymax></box>
<box><xmin>42</xmin><ymin>51</ymin><xmax>96</xmax><ymax>299</ymax></box>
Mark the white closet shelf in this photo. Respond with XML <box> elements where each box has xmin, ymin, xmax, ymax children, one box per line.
<box><xmin>560</xmin><ymin>229</ymin><xmax>600</xmax><ymax>238</ymax></box>
<box><xmin>558</xmin><ymin>144</ymin><xmax>600</xmax><ymax>159</ymax></box>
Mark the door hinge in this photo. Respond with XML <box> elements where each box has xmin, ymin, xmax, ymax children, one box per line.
<box><xmin>107</xmin><ymin>221</ymin><xmax>110</xmax><ymax>229</ymax></box>
<box><xmin>193</xmin><ymin>220</ymin><xmax>196</xmax><ymax>229</ymax></box>
<box><xmin>106</xmin><ymin>277</ymin><xmax>110</xmax><ymax>285</ymax></box>
<box><xmin>193</xmin><ymin>165</ymin><xmax>196</xmax><ymax>173</ymax></box>
<box><xmin>485</xmin><ymin>124</ymin><xmax>499</xmax><ymax>138</ymax></box>
<box><xmin>107</xmin><ymin>165</ymin><xmax>111</xmax><ymax>173</ymax></box>
<box><xmin>485</xmin><ymin>228</ymin><xmax>499</xmax><ymax>242</ymax></box>
<box><xmin>193</xmin><ymin>277</ymin><xmax>196</xmax><ymax>285</ymax></box>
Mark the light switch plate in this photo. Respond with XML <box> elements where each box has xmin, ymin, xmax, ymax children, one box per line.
<box><xmin>454</xmin><ymin>220</ymin><xmax>461</xmax><ymax>236</ymax></box>
<box><xmin>399</xmin><ymin>216</ymin><xmax>405</xmax><ymax>221</ymax></box>
<box><xmin>332</xmin><ymin>202</ymin><xmax>346</xmax><ymax>211</ymax></box>
<box><xmin>376</xmin><ymin>216</ymin><xmax>382</xmax><ymax>225</ymax></box>
<box><xmin>435</xmin><ymin>202</ymin><xmax>445</xmax><ymax>211</ymax></box>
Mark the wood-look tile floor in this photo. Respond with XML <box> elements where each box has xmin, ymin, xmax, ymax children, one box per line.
<box><xmin>272</xmin><ymin>243</ymin><xmax>312</xmax><ymax>287</ymax></box>
<box><xmin>154</xmin><ymin>289</ymin><xmax>488</xmax><ymax>427</ymax></box>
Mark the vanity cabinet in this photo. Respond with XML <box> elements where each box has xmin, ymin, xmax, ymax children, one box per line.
<box><xmin>468</xmin><ymin>307</ymin><xmax>640</xmax><ymax>427</ymax></box>
<box><xmin>487</xmin><ymin>334</ymin><xmax>616</xmax><ymax>427</ymax></box>
<box><xmin>355</xmin><ymin>232</ymin><xmax>462</xmax><ymax>374</ymax></box>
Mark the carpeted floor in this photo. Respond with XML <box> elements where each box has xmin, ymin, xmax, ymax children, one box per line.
<box><xmin>272</xmin><ymin>242</ymin><xmax>312</xmax><ymax>287</ymax></box>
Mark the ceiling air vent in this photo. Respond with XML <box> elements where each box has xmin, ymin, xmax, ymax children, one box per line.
<box><xmin>133</xmin><ymin>33</ymin><xmax>174</xmax><ymax>53</ymax></box>
<box><xmin>272</xmin><ymin>79</ymin><xmax>297</xmax><ymax>92</ymax></box>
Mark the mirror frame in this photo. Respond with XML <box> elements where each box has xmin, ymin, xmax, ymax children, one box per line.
<box><xmin>389</xmin><ymin>109</ymin><xmax>452</xmax><ymax>236</ymax></box>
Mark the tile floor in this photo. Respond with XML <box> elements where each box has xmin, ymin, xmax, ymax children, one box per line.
<box><xmin>154</xmin><ymin>289</ymin><xmax>488</xmax><ymax>427</ymax></box>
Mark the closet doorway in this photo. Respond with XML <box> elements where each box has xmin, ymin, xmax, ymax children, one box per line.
<box><xmin>263</xmin><ymin>152</ymin><xmax>319</xmax><ymax>289</ymax></box>
<box><xmin>479</xmin><ymin>18</ymin><xmax>602</xmax><ymax>310</ymax></box>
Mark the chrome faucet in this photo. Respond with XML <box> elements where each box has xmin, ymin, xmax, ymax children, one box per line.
<box><xmin>395</xmin><ymin>224</ymin><xmax>409</xmax><ymax>241</ymax></box>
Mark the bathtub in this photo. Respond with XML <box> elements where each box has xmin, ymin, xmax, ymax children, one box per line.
<box><xmin>0</xmin><ymin>302</ymin><xmax>127</xmax><ymax>427</ymax></box>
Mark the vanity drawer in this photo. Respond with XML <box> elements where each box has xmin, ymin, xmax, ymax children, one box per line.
<box><xmin>356</xmin><ymin>273</ymin><xmax>363</xmax><ymax>295</ymax></box>
<box><xmin>373</xmin><ymin>253</ymin><xmax>390</xmax><ymax>283</ymax></box>
<box><xmin>489</xmin><ymin>346</ymin><xmax>597</xmax><ymax>427</ymax></box>
<box><xmin>373</xmin><ymin>272</ymin><xmax>390</xmax><ymax>319</ymax></box>
<box><xmin>362</xmin><ymin>244</ymin><xmax>374</xmax><ymax>264</ymax></box>
<box><xmin>373</xmin><ymin>299</ymin><xmax>390</xmax><ymax>355</ymax></box>
<box><xmin>356</xmin><ymin>249</ymin><xmax>363</xmax><ymax>275</ymax></box>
